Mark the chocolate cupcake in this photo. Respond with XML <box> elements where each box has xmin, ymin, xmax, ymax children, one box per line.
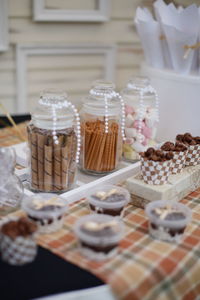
<box><xmin>74</xmin><ymin>214</ymin><xmax>123</xmax><ymax>261</ymax></box>
<box><xmin>161</xmin><ymin>142</ymin><xmax>188</xmax><ymax>174</ymax></box>
<box><xmin>145</xmin><ymin>200</ymin><xmax>191</xmax><ymax>243</ymax></box>
<box><xmin>0</xmin><ymin>217</ymin><xmax>37</xmax><ymax>265</ymax></box>
<box><xmin>176</xmin><ymin>133</ymin><xmax>200</xmax><ymax>166</ymax></box>
<box><xmin>22</xmin><ymin>193</ymin><xmax>68</xmax><ymax>234</ymax></box>
<box><xmin>88</xmin><ymin>185</ymin><xmax>130</xmax><ymax>217</ymax></box>
<box><xmin>140</xmin><ymin>148</ymin><xmax>173</xmax><ymax>185</ymax></box>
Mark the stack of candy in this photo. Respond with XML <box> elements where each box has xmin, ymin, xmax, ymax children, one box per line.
<box><xmin>124</xmin><ymin>104</ymin><xmax>158</xmax><ymax>161</ymax></box>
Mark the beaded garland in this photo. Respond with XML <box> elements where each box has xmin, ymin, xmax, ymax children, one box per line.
<box><xmin>126</xmin><ymin>83</ymin><xmax>159</xmax><ymax>143</ymax></box>
<box><xmin>89</xmin><ymin>89</ymin><xmax>126</xmax><ymax>141</ymax></box>
<box><xmin>38</xmin><ymin>95</ymin><xmax>81</xmax><ymax>164</ymax></box>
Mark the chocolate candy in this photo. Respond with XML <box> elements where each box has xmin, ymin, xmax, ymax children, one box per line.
<box><xmin>141</xmin><ymin>147</ymin><xmax>173</xmax><ymax>162</ymax></box>
<box><xmin>1</xmin><ymin>217</ymin><xmax>37</xmax><ymax>239</ymax></box>
<box><xmin>176</xmin><ymin>132</ymin><xmax>200</xmax><ymax>145</ymax></box>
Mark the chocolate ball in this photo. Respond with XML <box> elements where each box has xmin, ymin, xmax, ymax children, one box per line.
<box><xmin>176</xmin><ymin>134</ymin><xmax>183</xmax><ymax>142</ymax></box>
<box><xmin>146</xmin><ymin>147</ymin><xmax>155</xmax><ymax>157</ymax></box>
<box><xmin>165</xmin><ymin>151</ymin><xmax>173</xmax><ymax>160</ymax></box>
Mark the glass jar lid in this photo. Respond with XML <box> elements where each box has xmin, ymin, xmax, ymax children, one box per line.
<box><xmin>82</xmin><ymin>80</ymin><xmax>121</xmax><ymax>116</ymax></box>
<box><xmin>123</xmin><ymin>76</ymin><xmax>153</xmax><ymax>96</ymax></box>
<box><xmin>32</xmin><ymin>90</ymin><xmax>74</xmax><ymax>130</ymax></box>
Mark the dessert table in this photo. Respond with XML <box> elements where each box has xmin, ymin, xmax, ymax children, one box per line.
<box><xmin>0</xmin><ymin>123</ymin><xmax>200</xmax><ymax>300</ymax></box>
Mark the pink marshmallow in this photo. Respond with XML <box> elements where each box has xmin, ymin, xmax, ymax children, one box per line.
<box><xmin>142</xmin><ymin>137</ymin><xmax>148</xmax><ymax>146</ymax></box>
<box><xmin>133</xmin><ymin>120</ymin><xmax>145</xmax><ymax>130</ymax></box>
<box><xmin>142</xmin><ymin>125</ymin><xmax>152</xmax><ymax>139</ymax></box>
<box><xmin>125</xmin><ymin>105</ymin><xmax>134</xmax><ymax>115</ymax></box>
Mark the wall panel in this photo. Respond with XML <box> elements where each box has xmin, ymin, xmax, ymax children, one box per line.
<box><xmin>1</xmin><ymin>0</ymin><xmax>146</xmax><ymax>113</ymax></box>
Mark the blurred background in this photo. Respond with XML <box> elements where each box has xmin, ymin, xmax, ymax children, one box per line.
<box><xmin>0</xmin><ymin>0</ymin><xmax>196</xmax><ymax>114</ymax></box>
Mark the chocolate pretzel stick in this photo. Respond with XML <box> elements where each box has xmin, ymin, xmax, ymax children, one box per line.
<box><xmin>85</xmin><ymin>126</ymin><xmax>93</xmax><ymax>155</ymax></box>
<box><xmin>111</xmin><ymin>129</ymin><xmax>117</xmax><ymax>169</ymax></box>
<box><xmin>44</xmin><ymin>136</ymin><xmax>53</xmax><ymax>192</ymax></box>
<box><xmin>88</xmin><ymin>130</ymin><xmax>104</xmax><ymax>170</ymax></box>
<box><xmin>85</xmin><ymin>130</ymin><xmax>99</xmax><ymax>169</ymax></box>
<box><xmin>30</xmin><ymin>131</ymin><xmax>38</xmax><ymax>189</ymax></box>
<box><xmin>111</xmin><ymin>124</ymin><xmax>118</xmax><ymax>170</ymax></box>
<box><xmin>95</xmin><ymin>133</ymin><xmax>107</xmax><ymax>171</ymax></box>
<box><xmin>108</xmin><ymin>131</ymin><xmax>114</xmax><ymax>171</ymax></box>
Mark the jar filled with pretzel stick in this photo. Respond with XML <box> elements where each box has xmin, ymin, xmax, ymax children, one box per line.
<box><xmin>79</xmin><ymin>80</ymin><xmax>125</xmax><ymax>175</ymax></box>
<box><xmin>27</xmin><ymin>91</ymin><xmax>81</xmax><ymax>193</ymax></box>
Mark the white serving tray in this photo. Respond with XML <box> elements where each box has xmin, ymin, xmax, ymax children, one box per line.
<box><xmin>126</xmin><ymin>164</ymin><xmax>200</xmax><ymax>208</ymax></box>
<box><xmin>12</xmin><ymin>143</ymin><xmax>140</xmax><ymax>204</ymax></box>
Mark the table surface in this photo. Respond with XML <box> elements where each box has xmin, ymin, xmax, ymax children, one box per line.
<box><xmin>1</xmin><ymin>123</ymin><xmax>200</xmax><ymax>300</ymax></box>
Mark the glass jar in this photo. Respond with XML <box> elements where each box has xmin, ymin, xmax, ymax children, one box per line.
<box><xmin>0</xmin><ymin>147</ymin><xmax>24</xmax><ymax>216</ymax></box>
<box><xmin>121</xmin><ymin>76</ymin><xmax>159</xmax><ymax>162</ymax></box>
<box><xmin>79</xmin><ymin>80</ymin><xmax>123</xmax><ymax>175</ymax></box>
<box><xmin>27</xmin><ymin>90</ymin><xmax>80</xmax><ymax>193</ymax></box>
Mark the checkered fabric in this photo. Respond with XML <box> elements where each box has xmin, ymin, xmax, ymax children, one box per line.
<box><xmin>171</xmin><ymin>151</ymin><xmax>187</xmax><ymax>174</ymax></box>
<box><xmin>185</xmin><ymin>145</ymin><xmax>200</xmax><ymax>166</ymax></box>
<box><xmin>0</xmin><ymin>122</ymin><xmax>27</xmax><ymax>147</ymax></box>
<box><xmin>1</xmin><ymin>124</ymin><xmax>200</xmax><ymax>299</ymax></box>
<box><xmin>33</xmin><ymin>190</ymin><xmax>200</xmax><ymax>300</ymax></box>
<box><xmin>141</xmin><ymin>157</ymin><xmax>172</xmax><ymax>185</ymax></box>
<box><xmin>0</xmin><ymin>234</ymin><xmax>37</xmax><ymax>265</ymax></box>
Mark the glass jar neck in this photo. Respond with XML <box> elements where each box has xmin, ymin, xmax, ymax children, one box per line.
<box><xmin>32</xmin><ymin>91</ymin><xmax>74</xmax><ymax>130</ymax></box>
<box><xmin>90</xmin><ymin>80</ymin><xmax>116</xmax><ymax>100</ymax></box>
<box><xmin>82</xmin><ymin>81</ymin><xmax>120</xmax><ymax>116</ymax></box>
<box><xmin>127</xmin><ymin>76</ymin><xmax>150</xmax><ymax>90</ymax></box>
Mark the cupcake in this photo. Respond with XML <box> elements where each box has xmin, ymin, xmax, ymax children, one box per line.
<box><xmin>140</xmin><ymin>147</ymin><xmax>173</xmax><ymax>185</ymax></box>
<box><xmin>161</xmin><ymin>141</ymin><xmax>188</xmax><ymax>174</ymax></box>
<box><xmin>22</xmin><ymin>193</ymin><xmax>68</xmax><ymax>234</ymax></box>
<box><xmin>87</xmin><ymin>185</ymin><xmax>130</xmax><ymax>217</ymax></box>
<box><xmin>176</xmin><ymin>133</ymin><xmax>200</xmax><ymax>166</ymax></box>
<box><xmin>74</xmin><ymin>214</ymin><xmax>123</xmax><ymax>261</ymax></box>
<box><xmin>0</xmin><ymin>217</ymin><xmax>37</xmax><ymax>265</ymax></box>
<box><xmin>145</xmin><ymin>200</ymin><xmax>191</xmax><ymax>243</ymax></box>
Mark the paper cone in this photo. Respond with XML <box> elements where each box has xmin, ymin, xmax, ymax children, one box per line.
<box><xmin>135</xmin><ymin>7</ymin><xmax>165</xmax><ymax>69</ymax></box>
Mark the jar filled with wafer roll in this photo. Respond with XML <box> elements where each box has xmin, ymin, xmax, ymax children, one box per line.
<box><xmin>27</xmin><ymin>91</ymin><xmax>81</xmax><ymax>193</ymax></box>
<box><xmin>79</xmin><ymin>80</ymin><xmax>125</xmax><ymax>175</ymax></box>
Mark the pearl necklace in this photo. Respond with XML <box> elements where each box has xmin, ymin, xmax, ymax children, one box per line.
<box><xmin>89</xmin><ymin>89</ymin><xmax>126</xmax><ymax>141</ymax></box>
<box><xmin>126</xmin><ymin>83</ymin><xmax>159</xmax><ymax>143</ymax></box>
<box><xmin>38</xmin><ymin>97</ymin><xmax>81</xmax><ymax>163</ymax></box>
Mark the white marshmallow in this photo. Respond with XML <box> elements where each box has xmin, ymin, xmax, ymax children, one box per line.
<box><xmin>125</xmin><ymin>114</ymin><xmax>134</xmax><ymax>127</ymax></box>
<box><xmin>125</xmin><ymin>127</ymin><xmax>138</xmax><ymax>138</ymax></box>
<box><xmin>132</xmin><ymin>141</ymin><xmax>146</xmax><ymax>152</ymax></box>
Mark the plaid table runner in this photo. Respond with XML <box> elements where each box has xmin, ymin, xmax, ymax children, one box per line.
<box><xmin>0</xmin><ymin>124</ymin><xmax>200</xmax><ymax>300</ymax></box>
<box><xmin>0</xmin><ymin>122</ymin><xmax>27</xmax><ymax>146</ymax></box>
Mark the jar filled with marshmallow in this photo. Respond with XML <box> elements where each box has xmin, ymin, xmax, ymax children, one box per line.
<box><xmin>121</xmin><ymin>76</ymin><xmax>159</xmax><ymax>162</ymax></box>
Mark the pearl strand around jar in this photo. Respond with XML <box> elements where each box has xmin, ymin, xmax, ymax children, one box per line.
<box><xmin>126</xmin><ymin>83</ymin><xmax>159</xmax><ymax>143</ymax></box>
<box><xmin>38</xmin><ymin>97</ymin><xmax>81</xmax><ymax>163</ymax></box>
<box><xmin>89</xmin><ymin>89</ymin><xmax>126</xmax><ymax>140</ymax></box>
